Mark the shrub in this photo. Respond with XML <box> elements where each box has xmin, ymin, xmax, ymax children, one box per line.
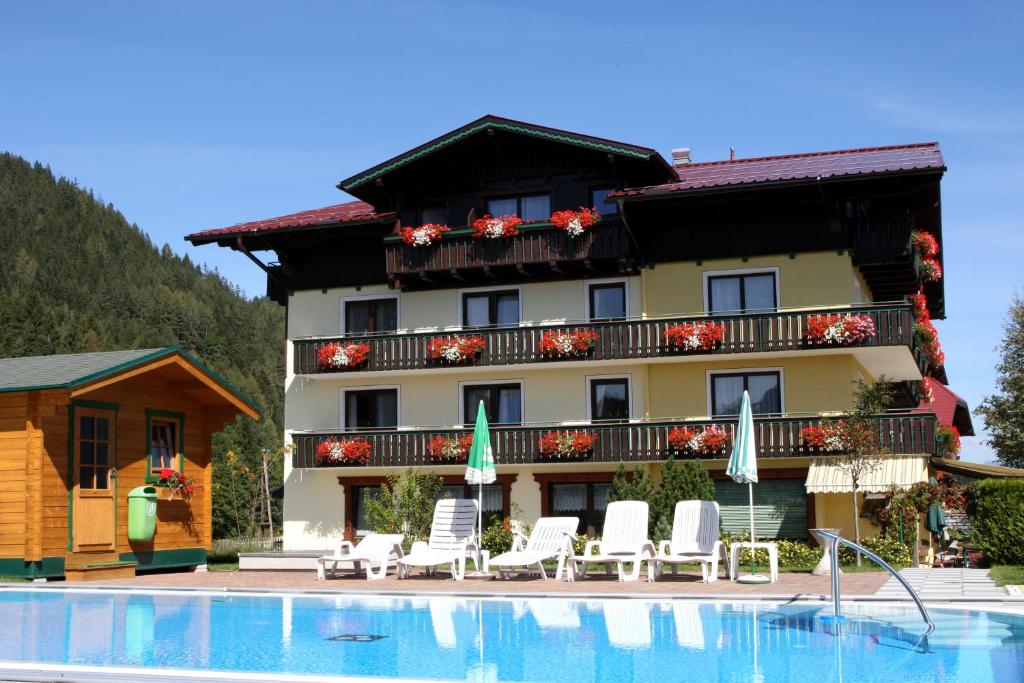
<box><xmin>967</xmin><ymin>479</ymin><xmax>1024</xmax><ymax>564</ymax></box>
<box><xmin>363</xmin><ymin>469</ymin><xmax>442</xmax><ymax>543</ymax></box>
<box><xmin>480</xmin><ymin>517</ymin><xmax>514</xmax><ymax>556</ymax></box>
<box><xmin>607</xmin><ymin>464</ymin><xmax>658</xmax><ymax>536</ymax></box>
<box><xmin>838</xmin><ymin>535</ymin><xmax>913</xmax><ymax>568</ymax></box>
<box><xmin>721</xmin><ymin>532</ymin><xmax>822</xmax><ymax>568</ymax></box>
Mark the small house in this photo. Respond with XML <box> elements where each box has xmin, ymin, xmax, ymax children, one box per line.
<box><xmin>0</xmin><ymin>347</ymin><xmax>259</xmax><ymax>580</ymax></box>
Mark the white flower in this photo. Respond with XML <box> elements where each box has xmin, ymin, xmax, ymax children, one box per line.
<box><xmin>566</xmin><ymin>217</ymin><xmax>584</xmax><ymax>237</ymax></box>
<box><xmin>442</xmin><ymin>343</ymin><xmax>465</xmax><ymax>363</ymax></box>
<box><xmin>554</xmin><ymin>334</ymin><xmax>575</xmax><ymax>355</ymax></box>
<box><xmin>411</xmin><ymin>227</ymin><xmax>433</xmax><ymax>246</ymax></box>
<box><xmin>331</xmin><ymin>347</ymin><xmax>351</xmax><ymax>367</ymax></box>
<box><xmin>484</xmin><ymin>220</ymin><xmax>505</xmax><ymax>238</ymax></box>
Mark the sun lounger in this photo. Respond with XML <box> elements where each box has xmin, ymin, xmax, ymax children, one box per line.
<box><xmin>567</xmin><ymin>501</ymin><xmax>655</xmax><ymax>582</ymax></box>
<box><xmin>397</xmin><ymin>498</ymin><xmax>480</xmax><ymax>581</ymax></box>
<box><xmin>488</xmin><ymin>516</ymin><xmax>579</xmax><ymax>580</ymax></box>
<box><xmin>648</xmin><ymin>500</ymin><xmax>728</xmax><ymax>583</ymax></box>
<box><xmin>316</xmin><ymin>532</ymin><xmax>405</xmax><ymax>580</ymax></box>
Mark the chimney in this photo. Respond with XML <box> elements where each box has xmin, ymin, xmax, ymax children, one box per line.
<box><xmin>671</xmin><ymin>147</ymin><xmax>692</xmax><ymax>166</ymax></box>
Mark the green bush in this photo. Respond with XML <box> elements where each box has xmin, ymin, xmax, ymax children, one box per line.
<box><xmin>838</xmin><ymin>535</ymin><xmax>913</xmax><ymax>568</ymax></box>
<box><xmin>480</xmin><ymin>517</ymin><xmax>514</xmax><ymax>556</ymax></box>
<box><xmin>967</xmin><ymin>479</ymin><xmax>1024</xmax><ymax>564</ymax></box>
<box><xmin>364</xmin><ymin>469</ymin><xmax>442</xmax><ymax>543</ymax></box>
<box><xmin>721</xmin><ymin>532</ymin><xmax>822</xmax><ymax>568</ymax></box>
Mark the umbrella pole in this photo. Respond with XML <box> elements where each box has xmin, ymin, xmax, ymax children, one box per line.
<box><xmin>748</xmin><ymin>482</ymin><xmax>757</xmax><ymax>575</ymax></box>
<box><xmin>478</xmin><ymin>480</ymin><xmax>484</xmax><ymax>569</ymax></box>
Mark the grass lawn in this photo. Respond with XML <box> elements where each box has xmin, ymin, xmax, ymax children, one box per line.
<box><xmin>989</xmin><ymin>565</ymin><xmax>1024</xmax><ymax>587</ymax></box>
<box><xmin>0</xmin><ymin>576</ymin><xmax>29</xmax><ymax>582</ymax></box>
<box><xmin>208</xmin><ymin>562</ymin><xmax>240</xmax><ymax>572</ymax></box>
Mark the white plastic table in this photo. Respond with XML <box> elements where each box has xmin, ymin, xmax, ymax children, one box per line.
<box><xmin>729</xmin><ymin>542</ymin><xmax>779</xmax><ymax>583</ymax></box>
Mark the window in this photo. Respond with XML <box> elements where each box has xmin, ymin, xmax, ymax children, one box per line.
<box><xmin>79</xmin><ymin>414</ymin><xmax>113</xmax><ymax>490</ymax></box>
<box><xmin>463</xmin><ymin>383</ymin><xmax>522</xmax><ymax>425</ymax></box>
<box><xmin>462</xmin><ymin>289</ymin><xmax>520</xmax><ymax>327</ymax></box>
<box><xmin>549</xmin><ymin>482</ymin><xmax>612</xmax><ymax>535</ymax></box>
<box><xmin>590</xmin><ymin>188</ymin><xmax>618</xmax><ymax>215</ymax></box>
<box><xmin>351</xmin><ymin>485</ymin><xmax>380</xmax><ymax>537</ymax></box>
<box><xmin>344</xmin><ymin>388</ymin><xmax>398</xmax><ymax>429</ymax></box>
<box><xmin>344</xmin><ymin>297</ymin><xmax>397</xmax><ymax>334</ymax></box>
<box><xmin>590</xmin><ymin>378</ymin><xmax>629</xmax><ymax>422</ymax></box>
<box><xmin>588</xmin><ymin>281</ymin><xmax>626</xmax><ymax>320</ymax></box>
<box><xmin>710</xmin><ymin>371</ymin><xmax>782</xmax><ymax>417</ymax></box>
<box><xmin>437</xmin><ymin>484</ymin><xmax>504</xmax><ymax>529</ymax></box>
<box><xmin>146</xmin><ymin>409</ymin><xmax>183</xmax><ymax>481</ymax></box>
<box><xmin>486</xmin><ymin>193</ymin><xmax>551</xmax><ymax>222</ymax></box>
<box><xmin>419</xmin><ymin>205</ymin><xmax>447</xmax><ymax>225</ymax></box>
<box><xmin>706</xmin><ymin>271</ymin><xmax>778</xmax><ymax>314</ymax></box>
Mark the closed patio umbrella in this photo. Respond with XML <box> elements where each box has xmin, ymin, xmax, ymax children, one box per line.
<box><xmin>726</xmin><ymin>391</ymin><xmax>769</xmax><ymax>584</ymax></box>
<box><xmin>465</xmin><ymin>401</ymin><xmax>496</xmax><ymax>577</ymax></box>
<box><xmin>925</xmin><ymin>476</ymin><xmax>947</xmax><ymax>535</ymax></box>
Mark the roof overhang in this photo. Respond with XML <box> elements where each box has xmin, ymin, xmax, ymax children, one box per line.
<box><xmin>930</xmin><ymin>456</ymin><xmax>1024</xmax><ymax>480</ymax></box>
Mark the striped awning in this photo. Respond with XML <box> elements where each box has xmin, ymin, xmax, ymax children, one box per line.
<box><xmin>805</xmin><ymin>455</ymin><xmax>929</xmax><ymax>494</ymax></box>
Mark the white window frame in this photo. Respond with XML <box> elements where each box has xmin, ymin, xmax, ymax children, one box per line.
<box><xmin>583</xmin><ymin>277</ymin><xmax>629</xmax><ymax>321</ymax></box>
<box><xmin>457</xmin><ymin>284</ymin><xmax>524</xmax><ymax>328</ymax></box>
<box><xmin>339</xmin><ymin>292</ymin><xmax>401</xmax><ymax>335</ymax></box>
<box><xmin>458</xmin><ymin>378</ymin><xmax>525</xmax><ymax>426</ymax></box>
<box><xmin>701</xmin><ymin>267</ymin><xmax>780</xmax><ymax>315</ymax></box>
<box><xmin>705</xmin><ymin>367</ymin><xmax>785</xmax><ymax>417</ymax></box>
<box><xmin>585</xmin><ymin>373</ymin><xmax>633</xmax><ymax>422</ymax></box>
<box><xmin>339</xmin><ymin>384</ymin><xmax>401</xmax><ymax>429</ymax></box>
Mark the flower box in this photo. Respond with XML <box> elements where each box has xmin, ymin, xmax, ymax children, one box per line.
<box><xmin>427</xmin><ymin>336</ymin><xmax>486</xmax><ymax>365</ymax></box>
<box><xmin>800</xmin><ymin>423</ymin><xmax>850</xmax><ymax>453</ymax></box>
<box><xmin>157</xmin><ymin>468</ymin><xmax>202</xmax><ymax>500</ymax></box>
<box><xmin>318</xmin><ymin>342</ymin><xmax>371</xmax><ymax>371</ymax></box>
<box><xmin>316</xmin><ymin>437</ymin><xmax>371</xmax><ymax>466</ymax></box>
<box><xmin>666</xmin><ymin>425</ymin><xmax>728</xmax><ymax>455</ymax></box>
<box><xmin>538</xmin><ymin>431</ymin><xmax>595</xmax><ymax>460</ymax></box>
<box><xmin>539</xmin><ymin>329</ymin><xmax>598</xmax><ymax>359</ymax></box>
<box><xmin>663</xmin><ymin>322</ymin><xmax>725</xmax><ymax>352</ymax></box>
<box><xmin>400</xmin><ymin>223</ymin><xmax>449</xmax><ymax>247</ymax></box>
<box><xmin>804</xmin><ymin>313</ymin><xmax>876</xmax><ymax>346</ymax></box>
<box><xmin>428</xmin><ymin>435</ymin><xmax>474</xmax><ymax>463</ymax></box>
<box><xmin>549</xmin><ymin>207</ymin><xmax>600</xmax><ymax>237</ymax></box>
<box><xmin>472</xmin><ymin>214</ymin><xmax>522</xmax><ymax>239</ymax></box>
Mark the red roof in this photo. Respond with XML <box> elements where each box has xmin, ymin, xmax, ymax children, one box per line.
<box><xmin>613</xmin><ymin>142</ymin><xmax>944</xmax><ymax>198</ymax></box>
<box><xmin>186</xmin><ymin>200</ymin><xmax>389</xmax><ymax>244</ymax></box>
<box><xmin>919</xmin><ymin>378</ymin><xmax>974</xmax><ymax>436</ymax></box>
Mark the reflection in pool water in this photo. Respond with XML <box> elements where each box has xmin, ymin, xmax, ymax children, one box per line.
<box><xmin>0</xmin><ymin>589</ymin><xmax>1021</xmax><ymax>682</ymax></box>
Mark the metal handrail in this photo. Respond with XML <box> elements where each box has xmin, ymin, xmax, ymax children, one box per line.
<box><xmin>816</xmin><ymin>529</ymin><xmax>934</xmax><ymax>636</ymax></box>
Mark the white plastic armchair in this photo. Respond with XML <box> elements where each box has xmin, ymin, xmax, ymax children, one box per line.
<box><xmin>567</xmin><ymin>501</ymin><xmax>654</xmax><ymax>582</ymax></box>
<box><xmin>397</xmin><ymin>498</ymin><xmax>480</xmax><ymax>580</ymax></box>
<box><xmin>647</xmin><ymin>500</ymin><xmax>728</xmax><ymax>583</ymax></box>
<box><xmin>489</xmin><ymin>517</ymin><xmax>579</xmax><ymax>580</ymax></box>
<box><xmin>316</xmin><ymin>533</ymin><xmax>405</xmax><ymax>580</ymax></box>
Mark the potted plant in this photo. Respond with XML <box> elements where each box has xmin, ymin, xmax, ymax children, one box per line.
<box><xmin>663</xmin><ymin>322</ymin><xmax>725</xmax><ymax>352</ymax></box>
<box><xmin>317</xmin><ymin>342</ymin><xmax>371</xmax><ymax>371</ymax></box>
<box><xmin>427</xmin><ymin>434</ymin><xmax>474</xmax><ymax>462</ymax></box>
<box><xmin>539</xmin><ymin>329</ymin><xmax>598</xmax><ymax>359</ymax></box>
<box><xmin>427</xmin><ymin>336</ymin><xmax>486</xmax><ymax>365</ymax></box>
<box><xmin>157</xmin><ymin>468</ymin><xmax>202</xmax><ymax>500</ymax></box>
<box><xmin>538</xmin><ymin>431</ymin><xmax>595</xmax><ymax>460</ymax></box>
<box><xmin>472</xmin><ymin>214</ymin><xmax>522</xmax><ymax>239</ymax></box>
<box><xmin>400</xmin><ymin>223</ymin><xmax>449</xmax><ymax>247</ymax></box>
<box><xmin>549</xmin><ymin>207</ymin><xmax>600</xmax><ymax>237</ymax></box>
<box><xmin>666</xmin><ymin>425</ymin><xmax>728</xmax><ymax>455</ymax></box>
<box><xmin>804</xmin><ymin>313</ymin><xmax>876</xmax><ymax>346</ymax></box>
<box><xmin>316</xmin><ymin>437</ymin><xmax>372</xmax><ymax>465</ymax></box>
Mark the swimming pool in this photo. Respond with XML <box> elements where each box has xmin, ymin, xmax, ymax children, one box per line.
<box><xmin>0</xmin><ymin>588</ymin><xmax>1021</xmax><ymax>682</ymax></box>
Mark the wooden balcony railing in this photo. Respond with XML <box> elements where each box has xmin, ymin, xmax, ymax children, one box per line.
<box><xmin>384</xmin><ymin>219</ymin><xmax>633</xmax><ymax>278</ymax></box>
<box><xmin>293</xmin><ymin>302</ymin><xmax>926</xmax><ymax>375</ymax></box>
<box><xmin>291</xmin><ymin>413</ymin><xmax>937</xmax><ymax>469</ymax></box>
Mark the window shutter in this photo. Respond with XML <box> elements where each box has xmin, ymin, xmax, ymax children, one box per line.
<box><xmin>714</xmin><ymin>479</ymin><xmax>808</xmax><ymax>540</ymax></box>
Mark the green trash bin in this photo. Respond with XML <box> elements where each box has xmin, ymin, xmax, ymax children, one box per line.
<box><xmin>127</xmin><ymin>486</ymin><xmax>159</xmax><ymax>542</ymax></box>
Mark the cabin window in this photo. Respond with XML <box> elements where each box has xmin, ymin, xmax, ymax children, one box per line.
<box><xmin>437</xmin><ymin>484</ymin><xmax>504</xmax><ymax>528</ymax></box>
<box><xmin>344</xmin><ymin>388</ymin><xmax>398</xmax><ymax>430</ymax></box>
<box><xmin>588</xmin><ymin>281</ymin><xmax>626</xmax><ymax>320</ymax></box>
<box><xmin>486</xmin><ymin>193</ymin><xmax>551</xmax><ymax>222</ymax></box>
<box><xmin>706</xmin><ymin>271</ymin><xmax>778</xmax><ymax>314</ymax></box>
<box><xmin>462</xmin><ymin>289</ymin><xmax>520</xmax><ymax>327</ymax></box>
<box><xmin>548</xmin><ymin>482</ymin><xmax>612</xmax><ymax>535</ymax></box>
<box><xmin>344</xmin><ymin>298</ymin><xmax>398</xmax><ymax>334</ymax></box>
<box><xmin>590</xmin><ymin>188</ymin><xmax>618</xmax><ymax>215</ymax></box>
<box><xmin>419</xmin><ymin>205</ymin><xmax>447</xmax><ymax>225</ymax></box>
<box><xmin>463</xmin><ymin>382</ymin><xmax>522</xmax><ymax>425</ymax></box>
<box><xmin>590</xmin><ymin>377</ymin><xmax>630</xmax><ymax>422</ymax></box>
<box><xmin>710</xmin><ymin>371</ymin><xmax>782</xmax><ymax>417</ymax></box>
<box><xmin>146</xmin><ymin>409</ymin><xmax>184</xmax><ymax>481</ymax></box>
<box><xmin>79</xmin><ymin>414</ymin><xmax>114</xmax><ymax>490</ymax></box>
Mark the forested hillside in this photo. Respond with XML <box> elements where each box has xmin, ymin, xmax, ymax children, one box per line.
<box><xmin>0</xmin><ymin>152</ymin><xmax>284</xmax><ymax>538</ymax></box>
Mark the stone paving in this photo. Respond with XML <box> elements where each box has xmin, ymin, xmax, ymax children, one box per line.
<box><xmin>875</xmin><ymin>567</ymin><xmax>1007</xmax><ymax>599</ymax></box>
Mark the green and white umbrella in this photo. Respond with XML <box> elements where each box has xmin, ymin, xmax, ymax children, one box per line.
<box><xmin>726</xmin><ymin>390</ymin><xmax>769</xmax><ymax>583</ymax></box>
<box><xmin>465</xmin><ymin>401</ymin><xmax>496</xmax><ymax>575</ymax></box>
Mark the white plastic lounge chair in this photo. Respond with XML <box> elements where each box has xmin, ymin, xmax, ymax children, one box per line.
<box><xmin>647</xmin><ymin>500</ymin><xmax>729</xmax><ymax>583</ymax></box>
<box><xmin>603</xmin><ymin>600</ymin><xmax>652</xmax><ymax>648</ymax></box>
<box><xmin>428</xmin><ymin>597</ymin><xmax>461</xmax><ymax>648</ymax></box>
<box><xmin>672</xmin><ymin>603</ymin><xmax>705</xmax><ymax>649</ymax></box>
<box><xmin>489</xmin><ymin>516</ymin><xmax>579</xmax><ymax>580</ymax></box>
<box><xmin>316</xmin><ymin>533</ymin><xmax>405</xmax><ymax>580</ymax></box>
<box><xmin>528</xmin><ymin>599</ymin><xmax>581</xmax><ymax>629</ymax></box>
<box><xmin>397</xmin><ymin>498</ymin><xmax>480</xmax><ymax>581</ymax></box>
<box><xmin>567</xmin><ymin>501</ymin><xmax>655</xmax><ymax>582</ymax></box>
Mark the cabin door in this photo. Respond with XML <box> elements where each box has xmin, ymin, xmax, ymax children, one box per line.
<box><xmin>72</xmin><ymin>408</ymin><xmax>117</xmax><ymax>551</ymax></box>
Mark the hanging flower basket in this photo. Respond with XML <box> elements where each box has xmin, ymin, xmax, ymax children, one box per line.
<box><xmin>538</xmin><ymin>431</ymin><xmax>595</xmax><ymax>460</ymax></box>
<box><xmin>539</xmin><ymin>329</ymin><xmax>598</xmax><ymax>359</ymax></box>
<box><xmin>318</xmin><ymin>342</ymin><xmax>371</xmax><ymax>371</ymax></box>
<box><xmin>667</xmin><ymin>425</ymin><xmax>728</xmax><ymax>455</ymax></box>
<box><xmin>911</xmin><ymin>293</ymin><xmax>945</xmax><ymax>369</ymax></box>
<box><xmin>919</xmin><ymin>257</ymin><xmax>942</xmax><ymax>283</ymax></box>
<box><xmin>917</xmin><ymin>378</ymin><xmax>934</xmax><ymax>404</ymax></box>
<box><xmin>800</xmin><ymin>423</ymin><xmax>851</xmax><ymax>453</ymax></box>
<box><xmin>472</xmin><ymin>214</ymin><xmax>522</xmax><ymax>239</ymax></box>
<box><xmin>663</xmin><ymin>322</ymin><xmax>725</xmax><ymax>352</ymax></box>
<box><xmin>427</xmin><ymin>336</ymin><xmax>486</xmax><ymax>365</ymax></box>
<box><xmin>935</xmin><ymin>424</ymin><xmax>962</xmax><ymax>458</ymax></box>
<box><xmin>428</xmin><ymin>435</ymin><xmax>474</xmax><ymax>462</ymax></box>
<box><xmin>157</xmin><ymin>468</ymin><xmax>202</xmax><ymax>500</ymax></box>
<box><xmin>316</xmin><ymin>437</ymin><xmax>371</xmax><ymax>466</ymax></box>
<box><xmin>804</xmin><ymin>313</ymin><xmax>876</xmax><ymax>346</ymax></box>
<box><xmin>549</xmin><ymin>207</ymin><xmax>600</xmax><ymax>237</ymax></box>
<box><xmin>400</xmin><ymin>223</ymin><xmax>450</xmax><ymax>247</ymax></box>
<box><xmin>911</xmin><ymin>231</ymin><xmax>939</xmax><ymax>259</ymax></box>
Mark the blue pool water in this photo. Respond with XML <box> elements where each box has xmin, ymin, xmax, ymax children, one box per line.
<box><xmin>0</xmin><ymin>588</ymin><xmax>1021</xmax><ymax>682</ymax></box>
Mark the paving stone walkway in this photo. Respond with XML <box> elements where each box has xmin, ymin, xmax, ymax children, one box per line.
<box><xmin>875</xmin><ymin>567</ymin><xmax>1006</xmax><ymax>599</ymax></box>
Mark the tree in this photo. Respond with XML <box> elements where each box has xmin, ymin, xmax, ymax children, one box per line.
<box><xmin>607</xmin><ymin>464</ymin><xmax>659</xmax><ymax>536</ymax></box>
<box><xmin>364</xmin><ymin>469</ymin><xmax>442</xmax><ymax>543</ymax></box>
<box><xmin>653</xmin><ymin>458</ymin><xmax>715</xmax><ymax>541</ymax></box>
<box><xmin>977</xmin><ymin>294</ymin><xmax>1024</xmax><ymax>468</ymax></box>
<box><xmin>830</xmin><ymin>376</ymin><xmax>893</xmax><ymax>564</ymax></box>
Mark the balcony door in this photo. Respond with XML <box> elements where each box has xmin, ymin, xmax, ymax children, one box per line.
<box><xmin>72</xmin><ymin>407</ymin><xmax>117</xmax><ymax>552</ymax></box>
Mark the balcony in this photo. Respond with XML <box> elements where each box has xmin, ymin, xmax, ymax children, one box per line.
<box><xmin>290</xmin><ymin>413</ymin><xmax>937</xmax><ymax>469</ymax></box>
<box><xmin>384</xmin><ymin>219</ymin><xmax>635</xmax><ymax>288</ymax></box>
<box><xmin>292</xmin><ymin>302</ymin><xmax>928</xmax><ymax>378</ymax></box>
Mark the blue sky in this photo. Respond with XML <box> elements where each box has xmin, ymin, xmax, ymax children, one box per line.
<box><xmin>3</xmin><ymin>2</ymin><xmax>1022</xmax><ymax>462</ymax></box>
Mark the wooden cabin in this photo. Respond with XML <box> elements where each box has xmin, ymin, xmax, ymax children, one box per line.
<box><xmin>0</xmin><ymin>347</ymin><xmax>260</xmax><ymax>581</ymax></box>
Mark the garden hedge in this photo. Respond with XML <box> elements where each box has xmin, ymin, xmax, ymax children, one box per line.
<box><xmin>968</xmin><ymin>479</ymin><xmax>1024</xmax><ymax>565</ymax></box>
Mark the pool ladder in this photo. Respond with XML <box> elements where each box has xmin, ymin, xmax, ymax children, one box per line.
<box><xmin>816</xmin><ymin>530</ymin><xmax>935</xmax><ymax>636</ymax></box>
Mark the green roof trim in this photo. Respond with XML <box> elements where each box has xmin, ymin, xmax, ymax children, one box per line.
<box><xmin>341</xmin><ymin>116</ymin><xmax>658</xmax><ymax>191</ymax></box>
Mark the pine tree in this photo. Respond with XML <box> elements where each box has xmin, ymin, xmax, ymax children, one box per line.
<box><xmin>977</xmin><ymin>294</ymin><xmax>1024</xmax><ymax>468</ymax></box>
<box><xmin>653</xmin><ymin>458</ymin><xmax>715</xmax><ymax>541</ymax></box>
